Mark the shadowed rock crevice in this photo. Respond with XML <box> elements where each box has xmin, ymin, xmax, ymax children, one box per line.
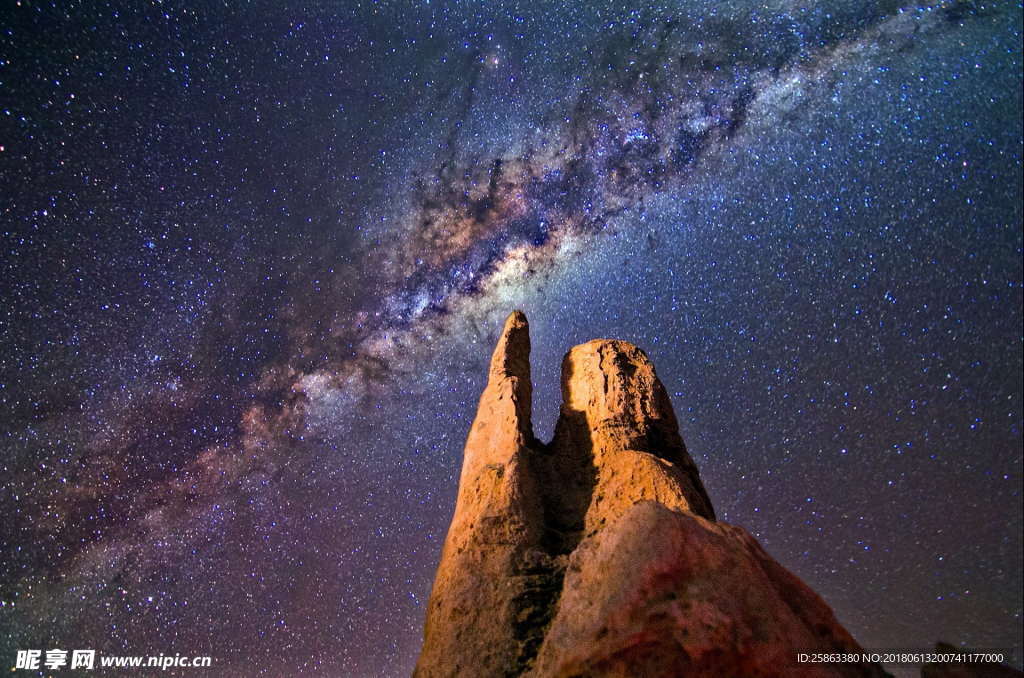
<box><xmin>509</xmin><ymin>349</ymin><xmax>597</xmax><ymax>673</ymax></box>
<box><xmin>416</xmin><ymin>311</ymin><xmax>887</xmax><ymax>678</ymax></box>
<box><xmin>507</xmin><ymin>544</ymin><xmax>565</xmax><ymax>675</ymax></box>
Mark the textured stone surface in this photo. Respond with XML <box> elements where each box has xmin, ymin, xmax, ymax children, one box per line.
<box><xmin>416</xmin><ymin>311</ymin><xmax>888</xmax><ymax>677</ymax></box>
<box><xmin>416</xmin><ymin>311</ymin><xmax>546</xmax><ymax>677</ymax></box>
<box><xmin>528</xmin><ymin>501</ymin><xmax>885</xmax><ymax>678</ymax></box>
<box><xmin>548</xmin><ymin>339</ymin><xmax>715</xmax><ymax>536</ymax></box>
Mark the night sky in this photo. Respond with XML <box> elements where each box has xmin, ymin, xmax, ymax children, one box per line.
<box><xmin>1</xmin><ymin>1</ymin><xmax>1021</xmax><ymax>676</ymax></box>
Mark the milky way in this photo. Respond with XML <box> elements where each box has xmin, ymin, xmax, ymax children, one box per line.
<box><xmin>1</xmin><ymin>1</ymin><xmax>1021</xmax><ymax>676</ymax></box>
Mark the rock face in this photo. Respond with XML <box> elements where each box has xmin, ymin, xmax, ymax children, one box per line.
<box><xmin>416</xmin><ymin>311</ymin><xmax>888</xmax><ymax>678</ymax></box>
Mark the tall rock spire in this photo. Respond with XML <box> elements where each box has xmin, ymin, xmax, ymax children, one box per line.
<box><xmin>416</xmin><ymin>312</ymin><xmax>888</xmax><ymax>678</ymax></box>
<box><xmin>548</xmin><ymin>339</ymin><xmax>715</xmax><ymax>535</ymax></box>
<box><xmin>416</xmin><ymin>311</ymin><xmax>546</xmax><ymax>677</ymax></box>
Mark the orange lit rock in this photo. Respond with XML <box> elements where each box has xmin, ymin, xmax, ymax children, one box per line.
<box><xmin>415</xmin><ymin>311</ymin><xmax>888</xmax><ymax>678</ymax></box>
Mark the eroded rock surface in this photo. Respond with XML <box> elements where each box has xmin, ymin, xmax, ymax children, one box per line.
<box><xmin>415</xmin><ymin>311</ymin><xmax>546</xmax><ymax>676</ymax></box>
<box><xmin>415</xmin><ymin>311</ymin><xmax>887</xmax><ymax>678</ymax></box>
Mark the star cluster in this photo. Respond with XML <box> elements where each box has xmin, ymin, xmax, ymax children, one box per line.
<box><xmin>1</xmin><ymin>1</ymin><xmax>1021</xmax><ymax>676</ymax></box>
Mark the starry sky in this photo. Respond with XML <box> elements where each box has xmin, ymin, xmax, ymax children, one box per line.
<box><xmin>0</xmin><ymin>1</ymin><xmax>1021</xmax><ymax>676</ymax></box>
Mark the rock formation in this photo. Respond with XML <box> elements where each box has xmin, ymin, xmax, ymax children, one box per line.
<box><xmin>416</xmin><ymin>311</ymin><xmax>889</xmax><ymax>677</ymax></box>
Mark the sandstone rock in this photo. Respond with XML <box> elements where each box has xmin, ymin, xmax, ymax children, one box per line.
<box><xmin>547</xmin><ymin>339</ymin><xmax>715</xmax><ymax>537</ymax></box>
<box><xmin>416</xmin><ymin>311</ymin><xmax>888</xmax><ymax>678</ymax></box>
<box><xmin>416</xmin><ymin>311</ymin><xmax>547</xmax><ymax>677</ymax></box>
<box><xmin>529</xmin><ymin>501</ymin><xmax>883</xmax><ymax>678</ymax></box>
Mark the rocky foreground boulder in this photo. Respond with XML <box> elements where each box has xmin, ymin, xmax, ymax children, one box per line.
<box><xmin>415</xmin><ymin>311</ymin><xmax>889</xmax><ymax>677</ymax></box>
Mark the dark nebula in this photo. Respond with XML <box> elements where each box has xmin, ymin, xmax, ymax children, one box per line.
<box><xmin>0</xmin><ymin>1</ymin><xmax>1020</xmax><ymax>676</ymax></box>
